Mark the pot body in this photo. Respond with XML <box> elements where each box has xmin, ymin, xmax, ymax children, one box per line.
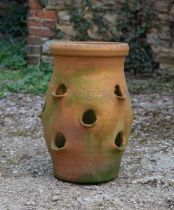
<box><xmin>41</xmin><ymin>42</ymin><xmax>133</xmax><ymax>183</ymax></box>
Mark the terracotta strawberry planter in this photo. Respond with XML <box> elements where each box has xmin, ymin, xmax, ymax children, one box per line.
<box><xmin>41</xmin><ymin>41</ymin><xmax>133</xmax><ymax>183</ymax></box>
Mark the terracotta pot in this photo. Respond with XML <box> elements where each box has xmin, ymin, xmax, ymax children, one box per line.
<box><xmin>41</xmin><ymin>41</ymin><xmax>133</xmax><ymax>183</ymax></box>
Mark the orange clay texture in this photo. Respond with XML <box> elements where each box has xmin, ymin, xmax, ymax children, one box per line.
<box><xmin>41</xmin><ymin>42</ymin><xmax>133</xmax><ymax>183</ymax></box>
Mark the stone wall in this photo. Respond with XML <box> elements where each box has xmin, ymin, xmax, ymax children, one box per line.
<box><xmin>27</xmin><ymin>0</ymin><xmax>174</xmax><ymax>71</ymax></box>
<box><xmin>146</xmin><ymin>0</ymin><xmax>174</xmax><ymax>71</ymax></box>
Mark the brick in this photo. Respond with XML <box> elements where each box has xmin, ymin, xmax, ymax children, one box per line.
<box><xmin>28</xmin><ymin>19</ymin><xmax>42</xmax><ymax>27</ymax></box>
<box><xmin>43</xmin><ymin>20</ymin><xmax>57</xmax><ymax>28</ymax></box>
<box><xmin>28</xmin><ymin>18</ymin><xmax>57</xmax><ymax>28</ymax></box>
<box><xmin>27</xmin><ymin>45</ymin><xmax>41</xmax><ymax>54</ymax></box>
<box><xmin>29</xmin><ymin>0</ymin><xmax>42</xmax><ymax>10</ymax></box>
<box><xmin>27</xmin><ymin>36</ymin><xmax>41</xmax><ymax>45</ymax></box>
<box><xmin>29</xmin><ymin>9</ymin><xmax>57</xmax><ymax>20</ymax></box>
<box><xmin>39</xmin><ymin>10</ymin><xmax>57</xmax><ymax>19</ymax></box>
<box><xmin>28</xmin><ymin>55</ymin><xmax>40</xmax><ymax>65</ymax></box>
<box><xmin>29</xmin><ymin>27</ymin><xmax>55</xmax><ymax>37</ymax></box>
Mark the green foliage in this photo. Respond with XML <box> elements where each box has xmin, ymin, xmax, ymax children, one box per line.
<box><xmin>115</xmin><ymin>0</ymin><xmax>158</xmax><ymax>74</ymax></box>
<box><xmin>0</xmin><ymin>39</ymin><xmax>52</xmax><ymax>96</ymax></box>
<box><xmin>0</xmin><ymin>0</ymin><xmax>27</xmax><ymax>38</ymax></box>
<box><xmin>56</xmin><ymin>29</ymin><xmax>66</xmax><ymax>39</ymax></box>
<box><xmin>0</xmin><ymin>39</ymin><xmax>27</xmax><ymax>70</ymax></box>
<box><xmin>0</xmin><ymin>64</ymin><xmax>52</xmax><ymax>96</ymax></box>
<box><xmin>6</xmin><ymin>64</ymin><xmax>52</xmax><ymax>94</ymax></box>
<box><xmin>69</xmin><ymin>4</ymin><xmax>91</xmax><ymax>40</ymax></box>
<box><xmin>92</xmin><ymin>13</ymin><xmax>110</xmax><ymax>40</ymax></box>
<box><xmin>39</xmin><ymin>0</ymin><xmax>48</xmax><ymax>7</ymax></box>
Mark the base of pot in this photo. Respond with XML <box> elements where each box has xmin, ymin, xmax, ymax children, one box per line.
<box><xmin>54</xmin><ymin>174</ymin><xmax>118</xmax><ymax>184</ymax></box>
<box><xmin>53</xmin><ymin>169</ymin><xmax>120</xmax><ymax>184</ymax></box>
<box><xmin>51</xmin><ymin>151</ymin><xmax>123</xmax><ymax>184</ymax></box>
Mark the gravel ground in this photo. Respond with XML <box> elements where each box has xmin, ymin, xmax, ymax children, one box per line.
<box><xmin>0</xmin><ymin>93</ymin><xmax>174</xmax><ymax>210</ymax></box>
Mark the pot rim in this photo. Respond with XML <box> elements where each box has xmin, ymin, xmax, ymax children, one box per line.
<box><xmin>50</xmin><ymin>41</ymin><xmax>129</xmax><ymax>57</ymax></box>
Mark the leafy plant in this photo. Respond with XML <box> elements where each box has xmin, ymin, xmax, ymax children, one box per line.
<box><xmin>39</xmin><ymin>0</ymin><xmax>48</xmax><ymax>7</ymax></box>
<box><xmin>0</xmin><ymin>0</ymin><xmax>28</xmax><ymax>38</ymax></box>
<box><xmin>69</xmin><ymin>3</ymin><xmax>91</xmax><ymax>40</ymax></box>
<box><xmin>0</xmin><ymin>38</ymin><xmax>52</xmax><ymax>96</ymax></box>
<box><xmin>6</xmin><ymin>64</ymin><xmax>52</xmax><ymax>94</ymax></box>
<box><xmin>115</xmin><ymin>0</ymin><xmax>158</xmax><ymax>74</ymax></box>
<box><xmin>0</xmin><ymin>39</ymin><xmax>27</xmax><ymax>70</ymax></box>
<box><xmin>0</xmin><ymin>63</ymin><xmax>52</xmax><ymax>96</ymax></box>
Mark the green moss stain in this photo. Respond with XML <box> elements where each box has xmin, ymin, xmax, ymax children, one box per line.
<box><xmin>84</xmin><ymin>133</ymin><xmax>95</xmax><ymax>144</ymax></box>
<box><xmin>75</xmin><ymin>159</ymin><xmax>121</xmax><ymax>184</ymax></box>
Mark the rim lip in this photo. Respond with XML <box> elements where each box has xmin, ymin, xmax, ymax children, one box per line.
<box><xmin>50</xmin><ymin>41</ymin><xmax>129</xmax><ymax>57</ymax></box>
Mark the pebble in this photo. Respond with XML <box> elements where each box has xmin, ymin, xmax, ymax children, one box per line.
<box><xmin>52</xmin><ymin>195</ymin><xmax>59</xmax><ymax>202</ymax></box>
<box><xmin>53</xmin><ymin>190</ymin><xmax>60</xmax><ymax>195</ymax></box>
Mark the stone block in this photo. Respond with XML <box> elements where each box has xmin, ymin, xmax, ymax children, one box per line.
<box><xmin>56</xmin><ymin>25</ymin><xmax>76</xmax><ymax>36</ymax></box>
<box><xmin>58</xmin><ymin>11</ymin><xmax>70</xmax><ymax>22</ymax></box>
<box><xmin>155</xmin><ymin>1</ymin><xmax>170</xmax><ymax>13</ymax></box>
<box><xmin>42</xmin><ymin>40</ymin><xmax>57</xmax><ymax>54</ymax></box>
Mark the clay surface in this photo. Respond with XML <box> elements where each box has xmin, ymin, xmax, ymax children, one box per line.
<box><xmin>41</xmin><ymin>42</ymin><xmax>133</xmax><ymax>183</ymax></box>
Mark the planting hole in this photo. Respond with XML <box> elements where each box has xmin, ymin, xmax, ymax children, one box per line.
<box><xmin>55</xmin><ymin>132</ymin><xmax>66</xmax><ymax>149</ymax></box>
<box><xmin>115</xmin><ymin>132</ymin><xmax>124</xmax><ymax>149</ymax></box>
<box><xmin>55</xmin><ymin>84</ymin><xmax>67</xmax><ymax>96</ymax></box>
<box><xmin>81</xmin><ymin>109</ymin><xmax>97</xmax><ymax>126</ymax></box>
<box><xmin>114</xmin><ymin>85</ymin><xmax>125</xmax><ymax>98</ymax></box>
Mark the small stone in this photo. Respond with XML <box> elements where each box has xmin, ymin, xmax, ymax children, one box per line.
<box><xmin>155</xmin><ymin>1</ymin><xmax>169</xmax><ymax>13</ymax></box>
<box><xmin>87</xmin><ymin>25</ymin><xmax>103</xmax><ymax>40</ymax></box>
<box><xmin>58</xmin><ymin>11</ymin><xmax>70</xmax><ymax>22</ymax></box>
<box><xmin>25</xmin><ymin>201</ymin><xmax>35</xmax><ymax>206</ymax></box>
<box><xmin>56</xmin><ymin>25</ymin><xmax>76</xmax><ymax>36</ymax></box>
<box><xmin>25</xmin><ymin>201</ymin><xmax>31</xmax><ymax>206</ymax></box>
<box><xmin>52</xmin><ymin>195</ymin><xmax>59</xmax><ymax>202</ymax></box>
<box><xmin>53</xmin><ymin>190</ymin><xmax>60</xmax><ymax>195</ymax></box>
<box><xmin>105</xmin><ymin>14</ymin><xmax>117</xmax><ymax>24</ymax></box>
<box><xmin>84</xmin><ymin>9</ymin><xmax>93</xmax><ymax>20</ymax></box>
<box><xmin>42</xmin><ymin>40</ymin><xmax>56</xmax><ymax>54</ymax></box>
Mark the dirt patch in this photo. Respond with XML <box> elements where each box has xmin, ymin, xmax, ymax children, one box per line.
<box><xmin>0</xmin><ymin>93</ymin><xmax>174</xmax><ymax>210</ymax></box>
